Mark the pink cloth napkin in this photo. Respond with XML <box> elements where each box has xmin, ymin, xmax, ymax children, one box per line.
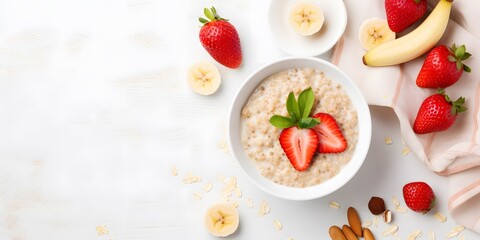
<box><xmin>333</xmin><ymin>0</ymin><xmax>480</xmax><ymax>233</ymax></box>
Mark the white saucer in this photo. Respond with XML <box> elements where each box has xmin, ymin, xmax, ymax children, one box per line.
<box><xmin>268</xmin><ymin>0</ymin><xmax>347</xmax><ymax>56</ymax></box>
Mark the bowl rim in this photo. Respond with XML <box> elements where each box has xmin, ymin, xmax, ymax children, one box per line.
<box><xmin>227</xmin><ymin>56</ymin><xmax>372</xmax><ymax>200</ymax></box>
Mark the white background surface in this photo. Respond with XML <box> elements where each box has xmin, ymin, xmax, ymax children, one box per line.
<box><xmin>0</xmin><ymin>0</ymin><xmax>478</xmax><ymax>239</ymax></box>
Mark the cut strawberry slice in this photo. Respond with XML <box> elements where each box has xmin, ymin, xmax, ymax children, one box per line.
<box><xmin>279</xmin><ymin>127</ymin><xmax>319</xmax><ymax>171</ymax></box>
<box><xmin>312</xmin><ymin>113</ymin><xmax>347</xmax><ymax>153</ymax></box>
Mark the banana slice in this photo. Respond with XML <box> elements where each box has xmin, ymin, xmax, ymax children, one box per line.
<box><xmin>358</xmin><ymin>18</ymin><xmax>396</xmax><ymax>51</ymax></box>
<box><xmin>187</xmin><ymin>61</ymin><xmax>221</xmax><ymax>95</ymax></box>
<box><xmin>205</xmin><ymin>203</ymin><xmax>239</xmax><ymax>237</ymax></box>
<box><xmin>289</xmin><ymin>1</ymin><xmax>325</xmax><ymax>36</ymax></box>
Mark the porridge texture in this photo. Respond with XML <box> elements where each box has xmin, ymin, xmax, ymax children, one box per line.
<box><xmin>240</xmin><ymin>68</ymin><xmax>358</xmax><ymax>188</ymax></box>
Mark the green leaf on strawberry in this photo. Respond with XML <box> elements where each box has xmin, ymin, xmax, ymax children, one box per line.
<box><xmin>448</xmin><ymin>44</ymin><xmax>472</xmax><ymax>73</ymax></box>
<box><xmin>298</xmin><ymin>88</ymin><xmax>315</xmax><ymax>119</ymax></box>
<box><xmin>269</xmin><ymin>115</ymin><xmax>294</xmax><ymax>129</ymax></box>
<box><xmin>270</xmin><ymin>88</ymin><xmax>319</xmax><ymax>129</ymax></box>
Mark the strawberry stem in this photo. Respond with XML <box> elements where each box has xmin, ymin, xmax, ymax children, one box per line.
<box><xmin>199</xmin><ymin>6</ymin><xmax>228</xmax><ymax>25</ymax></box>
<box><xmin>449</xmin><ymin>44</ymin><xmax>472</xmax><ymax>73</ymax></box>
<box><xmin>438</xmin><ymin>89</ymin><xmax>467</xmax><ymax>115</ymax></box>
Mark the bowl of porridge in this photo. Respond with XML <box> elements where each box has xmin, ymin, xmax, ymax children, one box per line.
<box><xmin>228</xmin><ymin>57</ymin><xmax>371</xmax><ymax>200</ymax></box>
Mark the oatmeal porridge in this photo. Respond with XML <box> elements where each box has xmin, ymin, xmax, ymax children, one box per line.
<box><xmin>240</xmin><ymin>68</ymin><xmax>358</xmax><ymax>188</ymax></box>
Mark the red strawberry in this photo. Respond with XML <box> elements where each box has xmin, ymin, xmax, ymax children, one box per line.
<box><xmin>279</xmin><ymin>127</ymin><xmax>319</xmax><ymax>171</ymax></box>
<box><xmin>385</xmin><ymin>0</ymin><xmax>427</xmax><ymax>33</ymax></box>
<box><xmin>413</xmin><ymin>90</ymin><xmax>467</xmax><ymax>134</ymax></box>
<box><xmin>416</xmin><ymin>44</ymin><xmax>472</xmax><ymax>88</ymax></box>
<box><xmin>199</xmin><ymin>7</ymin><xmax>242</xmax><ymax>69</ymax></box>
<box><xmin>312</xmin><ymin>113</ymin><xmax>347</xmax><ymax>153</ymax></box>
<box><xmin>403</xmin><ymin>181</ymin><xmax>436</xmax><ymax>213</ymax></box>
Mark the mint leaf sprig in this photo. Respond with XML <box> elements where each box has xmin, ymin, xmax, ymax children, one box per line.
<box><xmin>269</xmin><ymin>87</ymin><xmax>319</xmax><ymax>129</ymax></box>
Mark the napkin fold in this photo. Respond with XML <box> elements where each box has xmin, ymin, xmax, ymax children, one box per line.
<box><xmin>334</xmin><ymin>0</ymin><xmax>480</xmax><ymax>233</ymax></box>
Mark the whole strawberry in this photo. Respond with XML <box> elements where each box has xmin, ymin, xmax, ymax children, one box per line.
<box><xmin>417</xmin><ymin>44</ymin><xmax>472</xmax><ymax>88</ymax></box>
<box><xmin>403</xmin><ymin>181</ymin><xmax>436</xmax><ymax>213</ymax></box>
<box><xmin>385</xmin><ymin>0</ymin><xmax>427</xmax><ymax>33</ymax></box>
<box><xmin>199</xmin><ymin>7</ymin><xmax>242</xmax><ymax>69</ymax></box>
<box><xmin>413</xmin><ymin>89</ymin><xmax>467</xmax><ymax>134</ymax></box>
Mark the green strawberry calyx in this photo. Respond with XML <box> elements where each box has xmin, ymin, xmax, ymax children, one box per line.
<box><xmin>447</xmin><ymin>44</ymin><xmax>472</xmax><ymax>73</ymax></box>
<box><xmin>438</xmin><ymin>89</ymin><xmax>468</xmax><ymax>116</ymax></box>
<box><xmin>199</xmin><ymin>7</ymin><xmax>228</xmax><ymax>25</ymax></box>
<box><xmin>269</xmin><ymin>87</ymin><xmax>320</xmax><ymax>129</ymax></box>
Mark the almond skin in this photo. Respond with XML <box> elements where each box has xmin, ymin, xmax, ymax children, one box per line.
<box><xmin>363</xmin><ymin>228</ymin><xmax>375</xmax><ymax>240</ymax></box>
<box><xmin>329</xmin><ymin>225</ymin><xmax>347</xmax><ymax>240</ymax></box>
<box><xmin>347</xmin><ymin>207</ymin><xmax>363</xmax><ymax>237</ymax></box>
<box><xmin>342</xmin><ymin>225</ymin><xmax>359</xmax><ymax>240</ymax></box>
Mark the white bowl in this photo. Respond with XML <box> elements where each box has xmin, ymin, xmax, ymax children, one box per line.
<box><xmin>268</xmin><ymin>0</ymin><xmax>347</xmax><ymax>56</ymax></box>
<box><xmin>228</xmin><ymin>57</ymin><xmax>371</xmax><ymax>200</ymax></box>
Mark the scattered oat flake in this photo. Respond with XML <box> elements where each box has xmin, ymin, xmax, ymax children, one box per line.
<box><xmin>229</xmin><ymin>176</ymin><xmax>237</xmax><ymax>185</ymax></box>
<box><xmin>183</xmin><ymin>173</ymin><xmax>202</xmax><ymax>184</ymax></box>
<box><xmin>382</xmin><ymin>224</ymin><xmax>399</xmax><ymax>237</ymax></box>
<box><xmin>231</xmin><ymin>201</ymin><xmax>239</xmax><ymax>208</ymax></box>
<box><xmin>193</xmin><ymin>192</ymin><xmax>202</xmax><ymax>200</ymax></box>
<box><xmin>373</xmin><ymin>217</ymin><xmax>379</xmax><ymax>228</ymax></box>
<box><xmin>204</xmin><ymin>182</ymin><xmax>213</xmax><ymax>192</ymax></box>
<box><xmin>235</xmin><ymin>187</ymin><xmax>242</xmax><ymax>198</ymax></box>
<box><xmin>247</xmin><ymin>198</ymin><xmax>254</xmax><ymax>208</ymax></box>
<box><xmin>287</xmin><ymin>238</ymin><xmax>294</xmax><ymax>240</ymax></box>
<box><xmin>392</xmin><ymin>196</ymin><xmax>400</xmax><ymax>207</ymax></box>
<box><xmin>407</xmin><ymin>229</ymin><xmax>422</xmax><ymax>240</ymax></box>
<box><xmin>396</xmin><ymin>205</ymin><xmax>408</xmax><ymax>213</ymax></box>
<box><xmin>434</xmin><ymin>212</ymin><xmax>447</xmax><ymax>222</ymax></box>
<box><xmin>171</xmin><ymin>166</ymin><xmax>178</xmax><ymax>176</ymax></box>
<box><xmin>447</xmin><ymin>230</ymin><xmax>459</xmax><ymax>238</ymax></box>
<box><xmin>453</xmin><ymin>225</ymin><xmax>465</xmax><ymax>232</ymax></box>
<box><xmin>402</xmin><ymin>146</ymin><xmax>411</xmax><ymax>155</ymax></box>
<box><xmin>273</xmin><ymin>220</ymin><xmax>283</xmax><ymax>231</ymax></box>
<box><xmin>218</xmin><ymin>140</ymin><xmax>230</xmax><ymax>153</ymax></box>
<box><xmin>385</xmin><ymin>136</ymin><xmax>393</xmax><ymax>145</ymax></box>
<box><xmin>459</xmin><ymin>234</ymin><xmax>465</xmax><ymax>240</ymax></box>
<box><xmin>428</xmin><ymin>230</ymin><xmax>436</xmax><ymax>240</ymax></box>
<box><xmin>362</xmin><ymin>220</ymin><xmax>372</xmax><ymax>228</ymax></box>
<box><xmin>221</xmin><ymin>189</ymin><xmax>232</xmax><ymax>198</ymax></box>
<box><xmin>96</xmin><ymin>224</ymin><xmax>109</xmax><ymax>236</ymax></box>
<box><xmin>258</xmin><ymin>200</ymin><xmax>270</xmax><ymax>216</ymax></box>
<box><xmin>329</xmin><ymin>201</ymin><xmax>340</xmax><ymax>209</ymax></box>
<box><xmin>264</xmin><ymin>202</ymin><xmax>271</xmax><ymax>213</ymax></box>
<box><xmin>217</xmin><ymin>174</ymin><xmax>225</xmax><ymax>182</ymax></box>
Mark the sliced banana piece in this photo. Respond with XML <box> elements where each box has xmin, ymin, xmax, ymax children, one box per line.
<box><xmin>187</xmin><ymin>61</ymin><xmax>221</xmax><ymax>95</ymax></box>
<box><xmin>358</xmin><ymin>18</ymin><xmax>395</xmax><ymax>51</ymax></box>
<box><xmin>205</xmin><ymin>203</ymin><xmax>239</xmax><ymax>237</ymax></box>
<box><xmin>289</xmin><ymin>1</ymin><xmax>324</xmax><ymax>36</ymax></box>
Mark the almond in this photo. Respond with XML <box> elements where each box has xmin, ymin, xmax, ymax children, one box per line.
<box><xmin>347</xmin><ymin>207</ymin><xmax>363</xmax><ymax>237</ymax></box>
<box><xmin>363</xmin><ymin>228</ymin><xmax>375</xmax><ymax>240</ymax></box>
<box><xmin>342</xmin><ymin>225</ymin><xmax>359</xmax><ymax>240</ymax></box>
<box><xmin>368</xmin><ymin>197</ymin><xmax>386</xmax><ymax>215</ymax></box>
<box><xmin>329</xmin><ymin>225</ymin><xmax>347</xmax><ymax>240</ymax></box>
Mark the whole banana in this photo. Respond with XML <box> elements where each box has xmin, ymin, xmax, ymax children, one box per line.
<box><xmin>363</xmin><ymin>0</ymin><xmax>453</xmax><ymax>67</ymax></box>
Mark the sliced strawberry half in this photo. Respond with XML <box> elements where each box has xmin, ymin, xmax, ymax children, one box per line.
<box><xmin>279</xmin><ymin>127</ymin><xmax>319</xmax><ymax>171</ymax></box>
<box><xmin>312</xmin><ymin>113</ymin><xmax>347</xmax><ymax>153</ymax></box>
